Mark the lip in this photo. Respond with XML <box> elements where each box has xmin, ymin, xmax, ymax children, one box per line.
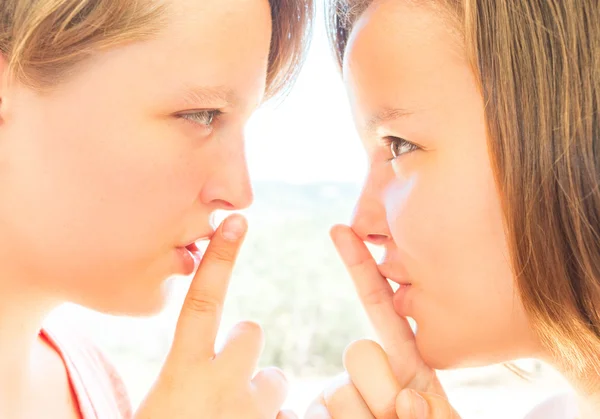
<box><xmin>181</xmin><ymin>230</ymin><xmax>215</xmax><ymax>248</ymax></box>
<box><xmin>175</xmin><ymin>244</ymin><xmax>204</xmax><ymax>276</ymax></box>
<box><xmin>377</xmin><ymin>260</ymin><xmax>414</xmax><ymax>316</ymax></box>
<box><xmin>174</xmin><ymin>232</ymin><xmax>213</xmax><ymax>276</ymax></box>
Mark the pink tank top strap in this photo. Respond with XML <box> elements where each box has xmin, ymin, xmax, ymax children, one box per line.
<box><xmin>41</xmin><ymin>318</ymin><xmax>133</xmax><ymax>419</ymax></box>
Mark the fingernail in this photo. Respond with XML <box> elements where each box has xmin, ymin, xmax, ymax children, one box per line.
<box><xmin>222</xmin><ymin>215</ymin><xmax>246</xmax><ymax>241</ymax></box>
<box><xmin>399</xmin><ymin>389</ymin><xmax>427</xmax><ymax>419</ymax></box>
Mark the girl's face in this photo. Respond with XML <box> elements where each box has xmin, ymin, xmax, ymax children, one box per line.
<box><xmin>0</xmin><ymin>0</ymin><xmax>271</xmax><ymax>314</ymax></box>
<box><xmin>344</xmin><ymin>0</ymin><xmax>541</xmax><ymax>369</ymax></box>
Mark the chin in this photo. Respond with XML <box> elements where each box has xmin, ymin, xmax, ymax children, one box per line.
<box><xmin>414</xmin><ymin>326</ymin><xmax>510</xmax><ymax>370</ymax></box>
<box><xmin>415</xmin><ymin>335</ymin><xmax>461</xmax><ymax>370</ymax></box>
<box><xmin>78</xmin><ymin>280</ymin><xmax>170</xmax><ymax>317</ymax></box>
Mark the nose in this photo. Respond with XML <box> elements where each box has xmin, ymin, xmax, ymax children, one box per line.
<box><xmin>351</xmin><ymin>166</ymin><xmax>392</xmax><ymax>246</ymax></box>
<box><xmin>200</xmin><ymin>141</ymin><xmax>254</xmax><ymax>211</ymax></box>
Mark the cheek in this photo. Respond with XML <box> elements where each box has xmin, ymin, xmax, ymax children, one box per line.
<box><xmin>385</xmin><ymin>154</ymin><xmax>532</xmax><ymax>365</ymax></box>
<box><xmin>4</xmin><ymin>105</ymin><xmax>205</xmax><ymax>270</ymax></box>
<box><xmin>387</xmin><ymin>152</ymin><xmax>511</xmax><ymax>297</ymax></box>
<box><xmin>60</xmin><ymin>130</ymin><xmax>188</xmax><ymax>233</ymax></box>
<box><xmin>0</xmin><ymin>105</ymin><xmax>212</xmax><ymax>312</ymax></box>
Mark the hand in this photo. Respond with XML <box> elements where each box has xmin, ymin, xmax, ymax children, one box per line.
<box><xmin>135</xmin><ymin>214</ymin><xmax>295</xmax><ymax>419</ymax></box>
<box><xmin>305</xmin><ymin>224</ymin><xmax>460</xmax><ymax>419</ymax></box>
<box><xmin>305</xmin><ymin>340</ymin><xmax>460</xmax><ymax>418</ymax></box>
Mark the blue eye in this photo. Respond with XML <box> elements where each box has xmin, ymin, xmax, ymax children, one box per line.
<box><xmin>180</xmin><ymin>110</ymin><xmax>222</xmax><ymax>127</ymax></box>
<box><xmin>385</xmin><ymin>136</ymin><xmax>419</xmax><ymax>160</ymax></box>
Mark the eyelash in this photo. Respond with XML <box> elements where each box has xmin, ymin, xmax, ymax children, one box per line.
<box><xmin>179</xmin><ymin>110</ymin><xmax>223</xmax><ymax>128</ymax></box>
<box><xmin>383</xmin><ymin>136</ymin><xmax>419</xmax><ymax>161</ymax></box>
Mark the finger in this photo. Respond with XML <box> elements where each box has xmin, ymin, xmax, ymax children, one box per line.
<box><xmin>304</xmin><ymin>392</ymin><xmax>332</xmax><ymax>419</ymax></box>
<box><xmin>217</xmin><ymin>321</ymin><xmax>264</xmax><ymax>380</ymax></box>
<box><xmin>344</xmin><ymin>340</ymin><xmax>399</xmax><ymax>419</ymax></box>
<box><xmin>252</xmin><ymin>367</ymin><xmax>289</xmax><ymax>417</ymax></box>
<box><xmin>172</xmin><ymin>214</ymin><xmax>248</xmax><ymax>361</ymax></box>
<box><xmin>396</xmin><ymin>389</ymin><xmax>460</xmax><ymax>418</ymax></box>
<box><xmin>330</xmin><ymin>224</ymin><xmax>434</xmax><ymax>391</ymax></box>
<box><xmin>278</xmin><ymin>410</ymin><xmax>299</xmax><ymax>419</ymax></box>
<box><xmin>323</xmin><ymin>373</ymin><xmax>375</xmax><ymax>419</ymax></box>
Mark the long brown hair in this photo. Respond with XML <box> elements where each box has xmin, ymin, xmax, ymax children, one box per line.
<box><xmin>328</xmin><ymin>0</ymin><xmax>600</xmax><ymax>375</ymax></box>
<box><xmin>0</xmin><ymin>0</ymin><xmax>314</xmax><ymax>99</ymax></box>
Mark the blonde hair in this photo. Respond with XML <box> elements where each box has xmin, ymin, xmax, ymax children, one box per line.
<box><xmin>328</xmin><ymin>0</ymin><xmax>600</xmax><ymax>376</ymax></box>
<box><xmin>0</xmin><ymin>0</ymin><xmax>313</xmax><ymax>99</ymax></box>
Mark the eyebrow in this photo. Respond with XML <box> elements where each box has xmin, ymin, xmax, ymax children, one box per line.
<box><xmin>180</xmin><ymin>85</ymin><xmax>238</xmax><ymax>108</ymax></box>
<box><xmin>365</xmin><ymin>108</ymin><xmax>413</xmax><ymax>134</ymax></box>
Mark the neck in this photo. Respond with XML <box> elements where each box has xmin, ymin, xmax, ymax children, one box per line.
<box><xmin>0</xmin><ymin>275</ymin><xmax>60</xmax><ymax>417</ymax></box>
<box><xmin>576</xmin><ymin>394</ymin><xmax>600</xmax><ymax>419</ymax></box>
<box><xmin>550</xmin><ymin>358</ymin><xmax>600</xmax><ymax>419</ymax></box>
<box><xmin>570</xmin><ymin>376</ymin><xmax>600</xmax><ymax>419</ymax></box>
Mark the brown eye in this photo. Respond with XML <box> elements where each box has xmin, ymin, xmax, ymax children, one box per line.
<box><xmin>388</xmin><ymin>136</ymin><xmax>418</xmax><ymax>158</ymax></box>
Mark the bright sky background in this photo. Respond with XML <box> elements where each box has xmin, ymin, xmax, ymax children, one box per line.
<box><xmin>245</xmin><ymin>5</ymin><xmax>368</xmax><ymax>184</ymax></box>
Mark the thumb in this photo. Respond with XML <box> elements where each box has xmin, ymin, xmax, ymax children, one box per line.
<box><xmin>396</xmin><ymin>389</ymin><xmax>460</xmax><ymax>419</ymax></box>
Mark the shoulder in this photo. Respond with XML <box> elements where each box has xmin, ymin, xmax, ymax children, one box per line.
<box><xmin>524</xmin><ymin>393</ymin><xmax>578</xmax><ymax>419</ymax></box>
<box><xmin>42</xmin><ymin>313</ymin><xmax>133</xmax><ymax>419</ymax></box>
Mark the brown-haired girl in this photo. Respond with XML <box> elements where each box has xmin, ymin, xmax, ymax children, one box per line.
<box><xmin>308</xmin><ymin>1</ymin><xmax>599</xmax><ymax>418</ymax></box>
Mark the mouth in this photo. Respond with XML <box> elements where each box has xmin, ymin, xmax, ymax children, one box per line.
<box><xmin>175</xmin><ymin>233</ymin><xmax>213</xmax><ymax>275</ymax></box>
<box><xmin>386</xmin><ymin>276</ymin><xmax>412</xmax><ymax>287</ymax></box>
<box><xmin>182</xmin><ymin>234</ymin><xmax>212</xmax><ymax>259</ymax></box>
<box><xmin>377</xmin><ymin>260</ymin><xmax>414</xmax><ymax>316</ymax></box>
<box><xmin>180</xmin><ymin>229</ymin><xmax>214</xmax><ymax>250</ymax></box>
<box><xmin>184</xmin><ymin>241</ymin><xmax>200</xmax><ymax>253</ymax></box>
<box><xmin>185</xmin><ymin>242</ymin><xmax>203</xmax><ymax>261</ymax></box>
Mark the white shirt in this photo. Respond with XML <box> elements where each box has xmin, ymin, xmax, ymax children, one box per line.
<box><xmin>525</xmin><ymin>393</ymin><xmax>579</xmax><ymax>419</ymax></box>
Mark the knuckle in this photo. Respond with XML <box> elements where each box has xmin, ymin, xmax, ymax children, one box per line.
<box><xmin>430</xmin><ymin>394</ymin><xmax>457</xmax><ymax>417</ymax></box>
<box><xmin>377</xmin><ymin>406</ymin><xmax>397</xmax><ymax>419</ymax></box>
<box><xmin>407</xmin><ymin>368</ymin><xmax>436</xmax><ymax>390</ymax></box>
<box><xmin>325</xmin><ymin>381</ymin><xmax>360</xmax><ymax>409</ymax></box>
<box><xmin>184</xmin><ymin>293</ymin><xmax>221</xmax><ymax>315</ymax></box>
<box><xmin>323</xmin><ymin>373</ymin><xmax>352</xmax><ymax>403</ymax></box>
<box><xmin>204</xmin><ymin>244</ymin><xmax>235</xmax><ymax>264</ymax></box>
<box><xmin>360</xmin><ymin>284</ymin><xmax>393</xmax><ymax>305</ymax></box>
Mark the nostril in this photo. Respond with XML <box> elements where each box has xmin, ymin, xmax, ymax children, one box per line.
<box><xmin>366</xmin><ymin>234</ymin><xmax>388</xmax><ymax>245</ymax></box>
<box><xmin>214</xmin><ymin>199</ymin><xmax>234</xmax><ymax>210</ymax></box>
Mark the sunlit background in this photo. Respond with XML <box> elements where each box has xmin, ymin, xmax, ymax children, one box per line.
<box><xmin>51</xmin><ymin>3</ymin><xmax>572</xmax><ymax>417</ymax></box>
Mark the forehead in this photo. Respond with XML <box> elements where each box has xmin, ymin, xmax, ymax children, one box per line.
<box><xmin>164</xmin><ymin>0</ymin><xmax>272</xmax><ymax>43</ymax></box>
<box><xmin>88</xmin><ymin>0</ymin><xmax>273</xmax><ymax>109</ymax></box>
<box><xmin>161</xmin><ymin>0</ymin><xmax>272</xmax><ymax>73</ymax></box>
<box><xmin>342</xmin><ymin>0</ymin><xmax>465</xmax><ymax>126</ymax></box>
